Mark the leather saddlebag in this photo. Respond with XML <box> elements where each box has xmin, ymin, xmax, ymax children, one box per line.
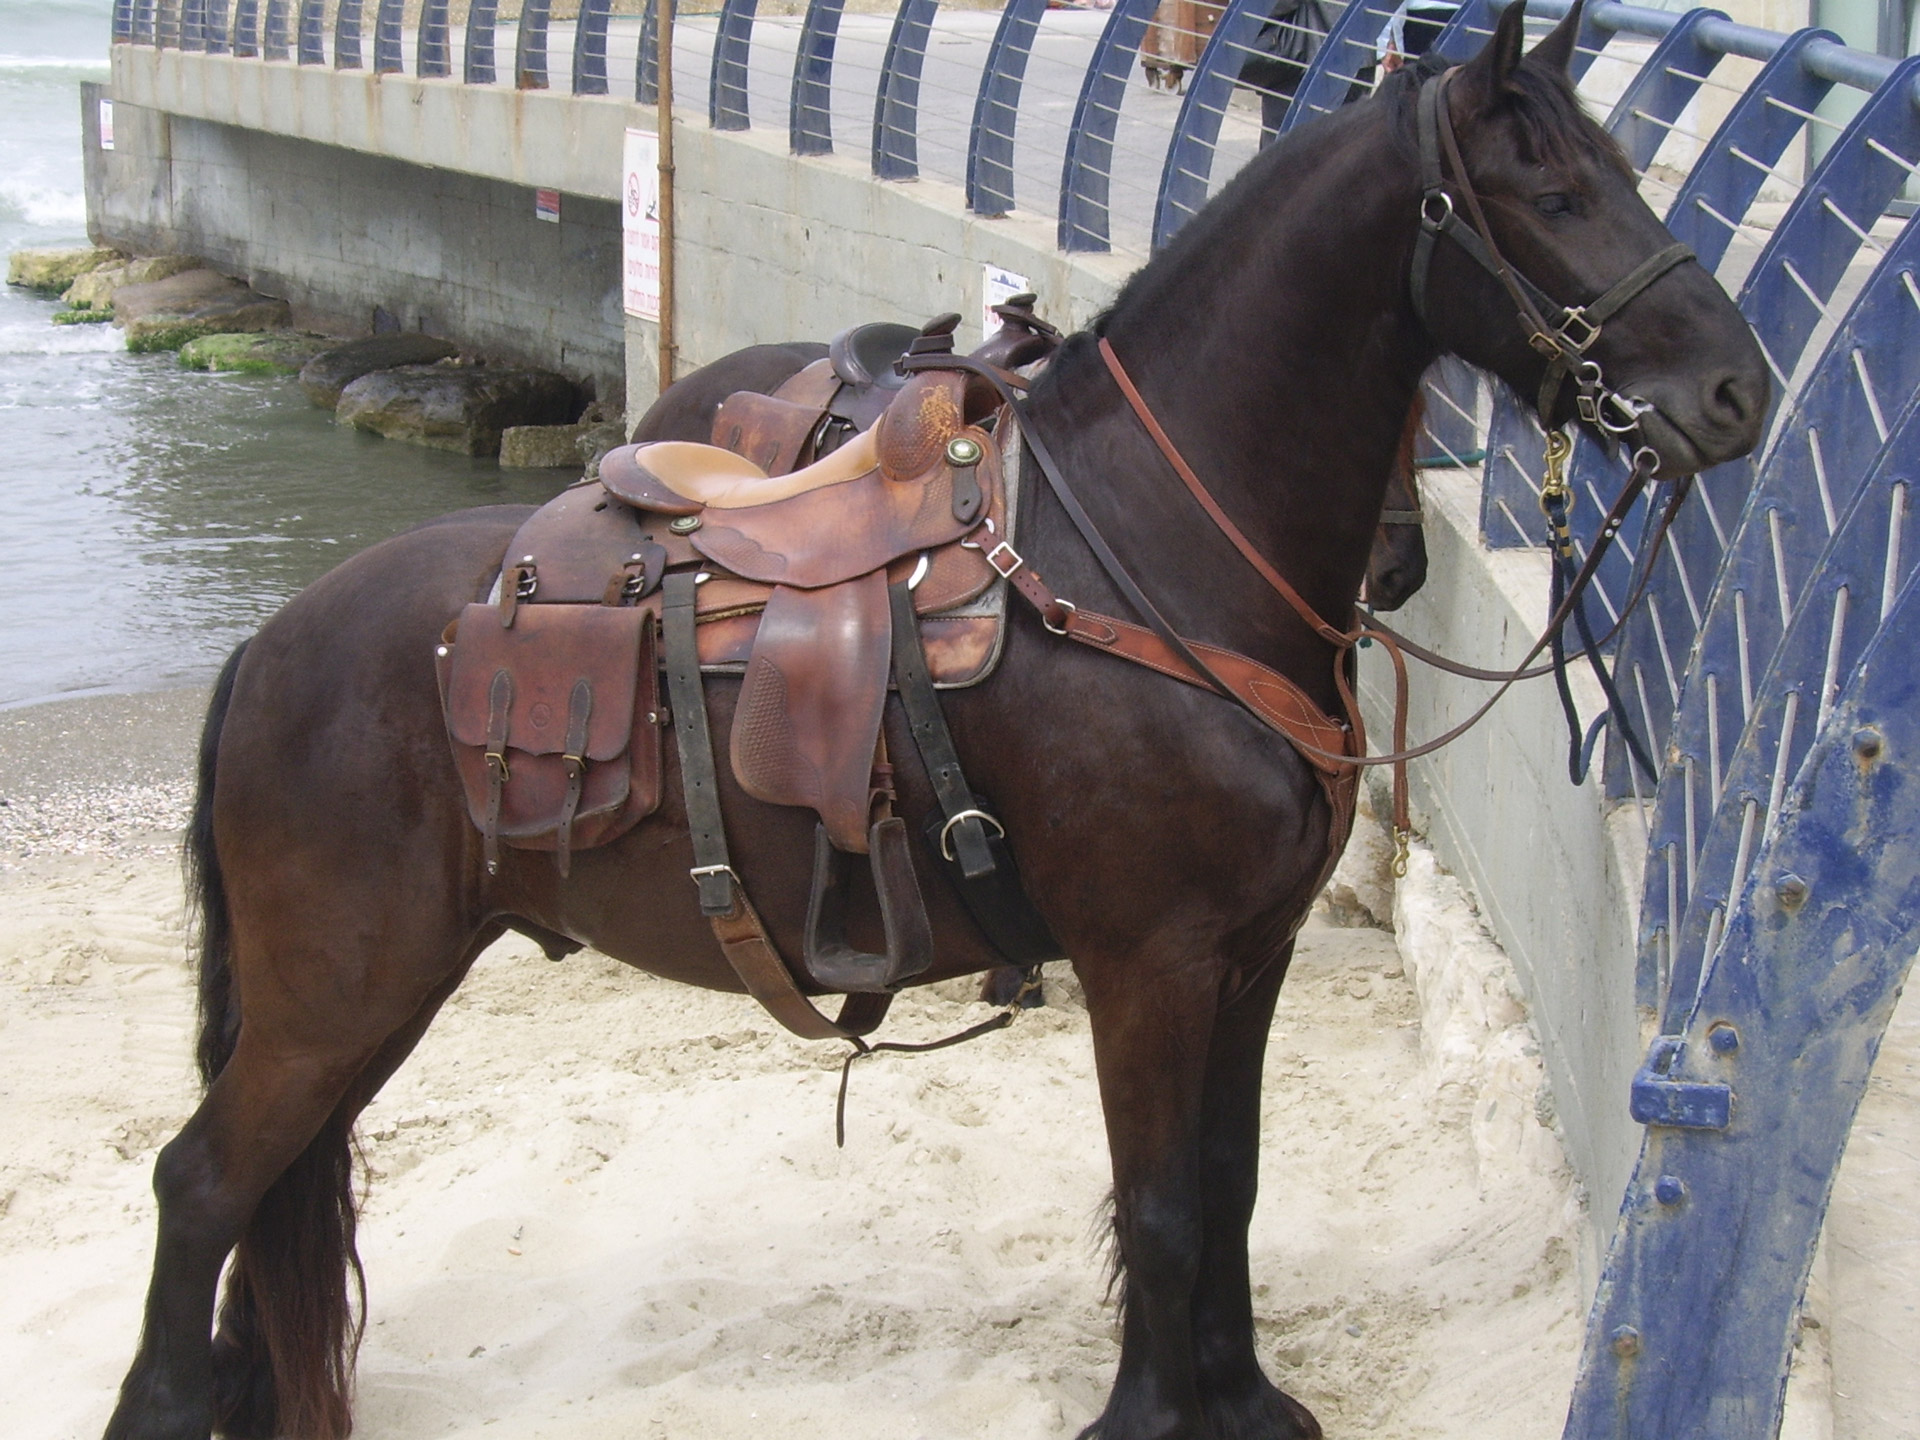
<box><xmin>438</xmin><ymin>602</ymin><xmax>663</xmax><ymax>871</ymax></box>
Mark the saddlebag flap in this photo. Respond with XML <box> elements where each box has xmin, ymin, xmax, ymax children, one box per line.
<box><xmin>438</xmin><ymin>601</ymin><xmax>662</xmax><ymax>872</ymax></box>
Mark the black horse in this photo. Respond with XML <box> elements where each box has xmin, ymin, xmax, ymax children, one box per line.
<box><xmin>105</xmin><ymin>6</ymin><xmax>1763</xmax><ymax>1437</ymax></box>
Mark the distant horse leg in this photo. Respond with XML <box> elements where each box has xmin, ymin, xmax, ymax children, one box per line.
<box><xmin>1190</xmin><ymin>942</ymin><xmax>1321</xmax><ymax>1439</ymax></box>
<box><xmin>1077</xmin><ymin>951</ymin><xmax>1223</xmax><ymax>1440</ymax></box>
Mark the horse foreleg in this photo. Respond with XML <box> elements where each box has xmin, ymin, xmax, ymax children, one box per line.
<box><xmin>1077</xmin><ymin>951</ymin><xmax>1222</xmax><ymax>1440</ymax></box>
<box><xmin>1190</xmin><ymin>943</ymin><xmax>1322</xmax><ymax>1440</ymax></box>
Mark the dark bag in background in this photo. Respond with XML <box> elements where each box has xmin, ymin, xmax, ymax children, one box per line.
<box><xmin>1238</xmin><ymin>0</ymin><xmax>1332</xmax><ymax>98</ymax></box>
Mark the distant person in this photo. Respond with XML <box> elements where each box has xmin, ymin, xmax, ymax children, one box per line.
<box><xmin>1376</xmin><ymin>0</ymin><xmax>1462</xmax><ymax>72</ymax></box>
<box><xmin>1239</xmin><ymin>0</ymin><xmax>1332</xmax><ymax>138</ymax></box>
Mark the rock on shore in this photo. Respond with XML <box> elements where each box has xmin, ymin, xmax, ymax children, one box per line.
<box><xmin>6</xmin><ymin>246</ymin><xmax>121</xmax><ymax>295</ymax></box>
<box><xmin>298</xmin><ymin>333</ymin><xmax>461</xmax><ymax>408</ymax></box>
<box><xmin>336</xmin><ymin>361</ymin><xmax>579</xmax><ymax>457</ymax></box>
<box><xmin>113</xmin><ymin>268</ymin><xmax>291</xmax><ymax>353</ymax></box>
<box><xmin>62</xmin><ymin>254</ymin><xmax>202</xmax><ymax>313</ymax></box>
<box><xmin>177</xmin><ymin>331</ymin><xmax>331</xmax><ymax>375</ymax></box>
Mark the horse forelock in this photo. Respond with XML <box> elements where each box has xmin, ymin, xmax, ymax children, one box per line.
<box><xmin>1495</xmin><ymin>61</ymin><xmax>1633</xmax><ymax>179</ymax></box>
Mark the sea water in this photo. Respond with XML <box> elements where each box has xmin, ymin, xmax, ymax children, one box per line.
<box><xmin>0</xmin><ymin>0</ymin><xmax>568</xmax><ymax>709</ymax></box>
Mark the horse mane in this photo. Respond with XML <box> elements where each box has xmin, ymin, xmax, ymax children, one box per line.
<box><xmin>1092</xmin><ymin>45</ymin><xmax>1627</xmax><ymax>339</ymax></box>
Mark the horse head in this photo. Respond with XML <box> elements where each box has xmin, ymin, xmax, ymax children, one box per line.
<box><xmin>1411</xmin><ymin>0</ymin><xmax>1768</xmax><ymax>479</ymax></box>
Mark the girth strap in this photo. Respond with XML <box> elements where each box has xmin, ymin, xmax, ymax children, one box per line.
<box><xmin>660</xmin><ymin>572</ymin><xmax>890</xmax><ymax>1041</ymax></box>
<box><xmin>887</xmin><ymin>580</ymin><xmax>1065</xmax><ymax>967</ymax></box>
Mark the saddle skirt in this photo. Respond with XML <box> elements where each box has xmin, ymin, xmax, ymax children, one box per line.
<box><xmin>438</xmin><ymin>363</ymin><xmax>1020</xmax><ymax>868</ymax></box>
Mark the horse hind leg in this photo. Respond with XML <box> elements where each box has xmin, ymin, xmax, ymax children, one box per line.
<box><xmin>106</xmin><ymin>927</ymin><xmax>494</xmax><ymax>1440</ymax></box>
<box><xmin>208</xmin><ymin>937</ymin><xmax>495</xmax><ymax>1438</ymax></box>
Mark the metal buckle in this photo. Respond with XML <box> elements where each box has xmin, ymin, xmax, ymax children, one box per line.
<box><xmin>1042</xmin><ymin>598</ymin><xmax>1077</xmax><ymax>636</ymax></box>
<box><xmin>485</xmin><ymin>750</ymin><xmax>510</xmax><ymax>783</ymax></box>
<box><xmin>1420</xmin><ymin>190</ymin><xmax>1453</xmax><ymax>230</ymax></box>
<box><xmin>985</xmin><ymin>541</ymin><xmax>1023</xmax><ymax>580</ymax></box>
<box><xmin>688</xmin><ymin>863</ymin><xmax>738</xmax><ymax>886</ymax></box>
<box><xmin>1596</xmin><ymin>391</ymin><xmax>1653</xmax><ymax>436</ymax></box>
<box><xmin>938</xmin><ymin>808</ymin><xmax>1007</xmax><ymax>862</ymax></box>
<box><xmin>1557</xmin><ymin>307</ymin><xmax>1601</xmax><ymax>352</ymax></box>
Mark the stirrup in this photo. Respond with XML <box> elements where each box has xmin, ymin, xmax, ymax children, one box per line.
<box><xmin>802</xmin><ymin>819</ymin><xmax>935</xmax><ymax>994</ymax></box>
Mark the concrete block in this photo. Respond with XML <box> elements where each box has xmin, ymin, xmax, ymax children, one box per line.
<box><xmin>499</xmin><ymin>423</ymin><xmax>593</xmax><ymax>469</ymax></box>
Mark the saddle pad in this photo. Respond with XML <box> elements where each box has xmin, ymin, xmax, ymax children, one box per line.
<box><xmin>731</xmin><ymin>571</ymin><xmax>892</xmax><ymax>854</ymax></box>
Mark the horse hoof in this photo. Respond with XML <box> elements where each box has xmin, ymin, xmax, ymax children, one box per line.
<box><xmin>980</xmin><ymin>964</ymin><xmax>1044</xmax><ymax>1008</ymax></box>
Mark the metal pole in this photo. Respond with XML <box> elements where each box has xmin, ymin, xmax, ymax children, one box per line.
<box><xmin>655</xmin><ymin>0</ymin><xmax>677</xmax><ymax>391</ymax></box>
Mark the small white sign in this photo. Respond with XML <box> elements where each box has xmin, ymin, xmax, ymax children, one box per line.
<box><xmin>98</xmin><ymin>97</ymin><xmax>114</xmax><ymax>151</ymax></box>
<box><xmin>981</xmin><ymin>263</ymin><xmax>1030</xmax><ymax>342</ymax></box>
<box><xmin>622</xmin><ymin>129</ymin><xmax>662</xmax><ymax>321</ymax></box>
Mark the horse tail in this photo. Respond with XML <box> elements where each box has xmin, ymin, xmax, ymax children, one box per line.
<box><xmin>188</xmin><ymin>640</ymin><xmax>366</xmax><ymax>1440</ymax></box>
<box><xmin>189</xmin><ymin>640</ymin><xmax>245</xmax><ymax>1084</ymax></box>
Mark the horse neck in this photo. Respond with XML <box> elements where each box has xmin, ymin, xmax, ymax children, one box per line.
<box><xmin>1064</xmin><ymin>108</ymin><xmax>1436</xmax><ymax>661</ymax></box>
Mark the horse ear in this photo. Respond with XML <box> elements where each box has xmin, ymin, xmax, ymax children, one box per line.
<box><xmin>1528</xmin><ymin>0</ymin><xmax>1584</xmax><ymax>75</ymax></box>
<box><xmin>1461</xmin><ymin>0</ymin><xmax>1529</xmax><ymax>96</ymax></box>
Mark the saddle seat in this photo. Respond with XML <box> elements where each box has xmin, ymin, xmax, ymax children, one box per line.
<box><xmin>602</xmin><ymin>428</ymin><xmax>880</xmax><ymax>512</ymax></box>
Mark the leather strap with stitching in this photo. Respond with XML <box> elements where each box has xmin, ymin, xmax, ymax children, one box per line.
<box><xmin>661</xmin><ymin>572</ymin><xmax>890</xmax><ymax>1041</ymax></box>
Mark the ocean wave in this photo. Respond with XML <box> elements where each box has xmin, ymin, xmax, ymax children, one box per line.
<box><xmin>0</xmin><ymin>181</ymin><xmax>89</xmax><ymax>229</ymax></box>
<box><xmin>0</xmin><ymin>53</ymin><xmax>111</xmax><ymax>71</ymax></box>
<box><xmin>0</xmin><ymin>321</ymin><xmax>123</xmax><ymax>357</ymax></box>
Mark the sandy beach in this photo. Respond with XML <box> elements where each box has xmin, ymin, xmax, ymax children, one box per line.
<box><xmin>0</xmin><ymin>688</ymin><xmax>1591</xmax><ymax>1440</ymax></box>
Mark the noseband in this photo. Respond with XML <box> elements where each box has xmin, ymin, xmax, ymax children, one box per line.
<box><xmin>1408</xmin><ymin>67</ymin><xmax>1696</xmax><ymax>433</ymax></box>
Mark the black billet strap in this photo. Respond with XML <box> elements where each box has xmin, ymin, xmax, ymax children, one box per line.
<box><xmin>888</xmin><ymin>580</ymin><xmax>996</xmax><ymax>880</ymax></box>
<box><xmin>887</xmin><ymin>580</ymin><xmax>1066</xmax><ymax>967</ymax></box>
<box><xmin>662</xmin><ymin>573</ymin><xmax>735</xmax><ymax>917</ymax></box>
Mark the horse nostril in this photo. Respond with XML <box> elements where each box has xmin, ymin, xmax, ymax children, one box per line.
<box><xmin>1711</xmin><ymin>371</ymin><xmax>1764</xmax><ymax>433</ymax></box>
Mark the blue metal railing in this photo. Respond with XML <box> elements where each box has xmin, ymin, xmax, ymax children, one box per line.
<box><xmin>872</xmin><ymin>0</ymin><xmax>939</xmax><ymax>181</ymax></box>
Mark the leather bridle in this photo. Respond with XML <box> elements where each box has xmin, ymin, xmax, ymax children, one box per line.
<box><xmin>1410</xmin><ymin>67</ymin><xmax>1696</xmax><ymax>432</ymax></box>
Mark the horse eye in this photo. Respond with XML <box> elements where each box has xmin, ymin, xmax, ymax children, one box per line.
<box><xmin>1535</xmin><ymin>193</ymin><xmax>1574</xmax><ymax>218</ymax></box>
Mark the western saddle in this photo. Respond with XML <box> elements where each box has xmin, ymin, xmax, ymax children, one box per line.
<box><xmin>438</xmin><ymin>306</ymin><xmax>1066</xmax><ymax>1040</ymax></box>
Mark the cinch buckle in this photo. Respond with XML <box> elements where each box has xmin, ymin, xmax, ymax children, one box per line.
<box><xmin>938</xmin><ymin>808</ymin><xmax>1007</xmax><ymax>862</ymax></box>
<box><xmin>985</xmin><ymin>541</ymin><xmax>1024</xmax><ymax>580</ymax></box>
<box><xmin>688</xmin><ymin>863</ymin><xmax>738</xmax><ymax>887</ymax></box>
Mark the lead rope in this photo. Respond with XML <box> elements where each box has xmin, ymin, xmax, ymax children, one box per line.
<box><xmin>832</xmin><ymin>971</ymin><xmax>1043</xmax><ymax>1147</ymax></box>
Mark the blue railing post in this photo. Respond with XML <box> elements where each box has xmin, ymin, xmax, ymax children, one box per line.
<box><xmin>1058</xmin><ymin>0</ymin><xmax>1158</xmax><ymax>252</ymax></box>
<box><xmin>572</xmin><ymin>0</ymin><xmax>613</xmax><ymax>94</ymax></box>
<box><xmin>515</xmin><ymin>0</ymin><xmax>553</xmax><ymax>88</ymax></box>
<box><xmin>789</xmin><ymin>0</ymin><xmax>847</xmax><ymax>155</ymax></box>
<box><xmin>335</xmin><ymin>0</ymin><xmax>365</xmax><ymax>68</ymax></box>
<box><xmin>113</xmin><ymin>0</ymin><xmax>135</xmax><ymax>42</ymax></box>
<box><xmin>965</xmin><ymin>0</ymin><xmax>1048</xmax><ymax>215</ymax></box>
<box><xmin>231</xmin><ymin>0</ymin><xmax>260</xmax><ymax>55</ymax></box>
<box><xmin>132</xmin><ymin>0</ymin><xmax>157</xmax><ymax>44</ymax></box>
<box><xmin>181</xmin><ymin>0</ymin><xmax>207</xmax><ymax>51</ymax></box>
<box><xmin>418</xmin><ymin>0</ymin><xmax>451</xmax><ymax>76</ymax></box>
<box><xmin>296</xmin><ymin>0</ymin><xmax>326</xmax><ymax>63</ymax></box>
<box><xmin>204</xmin><ymin>0</ymin><xmax>231</xmax><ymax>53</ymax></box>
<box><xmin>371</xmin><ymin>0</ymin><xmax>402</xmax><ymax>73</ymax></box>
<box><xmin>465</xmin><ymin>0</ymin><xmax>499</xmax><ymax>83</ymax></box>
<box><xmin>637</xmin><ymin>0</ymin><xmax>676</xmax><ymax>102</ymax></box>
<box><xmin>157</xmin><ymin>0</ymin><xmax>182</xmax><ymax>48</ymax></box>
<box><xmin>262</xmin><ymin>0</ymin><xmax>290</xmax><ymax>58</ymax></box>
<box><xmin>710</xmin><ymin>0</ymin><xmax>759</xmax><ymax>129</ymax></box>
<box><xmin>1277</xmin><ymin>0</ymin><xmax>1398</xmax><ymax>138</ymax></box>
<box><xmin>872</xmin><ymin>0</ymin><xmax>940</xmax><ymax>181</ymax></box>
